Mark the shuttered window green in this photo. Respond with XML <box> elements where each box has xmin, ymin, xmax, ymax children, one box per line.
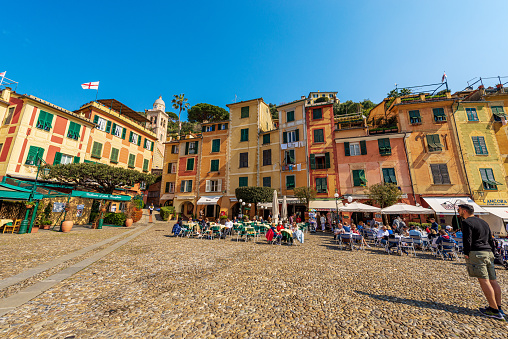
<box><xmin>25</xmin><ymin>146</ymin><xmax>44</xmax><ymax>165</ymax></box>
<box><xmin>241</xmin><ymin>106</ymin><xmax>249</xmax><ymax>118</ymax></box>
<box><xmin>287</xmin><ymin>111</ymin><xmax>295</xmax><ymax>122</ymax></box>
<box><xmin>186</xmin><ymin>158</ymin><xmax>195</xmax><ymax>171</ymax></box>
<box><xmin>352</xmin><ymin>169</ymin><xmax>367</xmax><ymax>187</ymax></box>
<box><xmin>143</xmin><ymin>159</ymin><xmax>149</xmax><ymax>172</ymax></box>
<box><xmin>263</xmin><ymin>134</ymin><xmax>270</xmax><ymax>144</ymax></box>
<box><xmin>426</xmin><ymin>134</ymin><xmax>443</xmax><ymax>152</ymax></box>
<box><xmin>472</xmin><ymin>136</ymin><xmax>488</xmax><ymax>155</ymax></box>
<box><xmin>91</xmin><ymin>142</ymin><xmax>103</xmax><ymax>159</ymax></box>
<box><xmin>382</xmin><ymin>168</ymin><xmax>397</xmax><ymax>184</ymax></box>
<box><xmin>433</xmin><ymin>108</ymin><xmax>446</xmax><ymax>122</ymax></box>
<box><xmin>128</xmin><ymin>154</ymin><xmax>135</xmax><ymax>168</ymax></box>
<box><xmin>409</xmin><ymin>110</ymin><xmax>421</xmax><ymax>124</ymax></box>
<box><xmin>316</xmin><ymin>177</ymin><xmax>327</xmax><ymax>193</ymax></box>
<box><xmin>211</xmin><ymin>139</ymin><xmax>220</xmax><ymax>152</ymax></box>
<box><xmin>110</xmin><ymin>148</ymin><xmax>119</xmax><ymax>163</ymax></box>
<box><xmin>210</xmin><ymin>159</ymin><xmax>219</xmax><ymax>172</ymax></box>
<box><xmin>286</xmin><ymin>175</ymin><xmax>295</xmax><ymax>189</ymax></box>
<box><xmin>53</xmin><ymin>152</ymin><xmax>62</xmax><ymax>165</ymax></box>
<box><xmin>378</xmin><ymin>138</ymin><xmax>391</xmax><ymax>156</ymax></box>
<box><xmin>239</xmin><ymin>177</ymin><xmax>248</xmax><ymax>187</ymax></box>
<box><xmin>67</xmin><ymin>122</ymin><xmax>81</xmax><ymax>140</ymax></box>
<box><xmin>313</xmin><ymin>129</ymin><xmax>324</xmax><ymax>143</ymax></box>
<box><xmin>36</xmin><ymin>111</ymin><xmax>54</xmax><ymax>131</ymax></box>
<box><xmin>240</xmin><ymin>128</ymin><xmax>249</xmax><ymax>142</ymax></box>
<box><xmin>312</xmin><ymin>108</ymin><xmax>322</xmax><ymax>119</ymax></box>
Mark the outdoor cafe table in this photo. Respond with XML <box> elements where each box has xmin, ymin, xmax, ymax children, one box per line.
<box><xmin>0</xmin><ymin>219</ymin><xmax>13</xmax><ymax>232</ymax></box>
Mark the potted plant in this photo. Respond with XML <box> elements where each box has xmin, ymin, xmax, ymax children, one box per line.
<box><xmin>125</xmin><ymin>202</ymin><xmax>134</xmax><ymax>227</ymax></box>
<box><xmin>220</xmin><ymin>214</ymin><xmax>228</xmax><ymax>225</ymax></box>
<box><xmin>25</xmin><ymin>201</ymin><xmax>35</xmax><ymax>209</ymax></box>
<box><xmin>42</xmin><ymin>220</ymin><xmax>52</xmax><ymax>230</ymax></box>
<box><xmin>61</xmin><ymin>204</ymin><xmax>74</xmax><ymax>232</ymax></box>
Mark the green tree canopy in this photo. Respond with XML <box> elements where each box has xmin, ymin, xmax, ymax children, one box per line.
<box><xmin>42</xmin><ymin>163</ymin><xmax>156</xmax><ymax>194</ymax></box>
<box><xmin>172</xmin><ymin>94</ymin><xmax>190</xmax><ymax>135</ymax></box>
<box><xmin>268</xmin><ymin>103</ymin><xmax>278</xmax><ymax>120</ymax></box>
<box><xmin>386</xmin><ymin>88</ymin><xmax>412</xmax><ymax>98</ymax></box>
<box><xmin>334</xmin><ymin>99</ymin><xmax>376</xmax><ymax>117</ymax></box>
<box><xmin>294</xmin><ymin>187</ymin><xmax>317</xmax><ymax>208</ymax></box>
<box><xmin>187</xmin><ymin>103</ymin><xmax>229</xmax><ymax>123</ymax></box>
<box><xmin>235</xmin><ymin>186</ymin><xmax>274</xmax><ymax>204</ymax></box>
<box><xmin>166</xmin><ymin>112</ymin><xmax>179</xmax><ymax>120</ymax></box>
<box><xmin>367</xmin><ymin>183</ymin><xmax>402</xmax><ymax>208</ymax></box>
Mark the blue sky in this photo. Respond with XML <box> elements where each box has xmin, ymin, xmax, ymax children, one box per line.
<box><xmin>1</xmin><ymin>0</ymin><xmax>507</xmax><ymax>120</ymax></box>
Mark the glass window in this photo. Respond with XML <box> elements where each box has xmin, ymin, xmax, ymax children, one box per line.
<box><xmin>239</xmin><ymin>152</ymin><xmax>248</xmax><ymax>168</ymax></box>
<box><xmin>382</xmin><ymin>168</ymin><xmax>397</xmax><ymax>184</ymax></box>
<box><xmin>263</xmin><ymin>134</ymin><xmax>270</xmax><ymax>144</ymax></box>
<box><xmin>408</xmin><ymin>110</ymin><xmax>421</xmax><ymax>124</ymax></box>
<box><xmin>472</xmin><ymin>136</ymin><xmax>488</xmax><ymax>155</ymax></box>
<box><xmin>210</xmin><ymin>159</ymin><xmax>219</xmax><ymax>172</ymax></box>
<box><xmin>263</xmin><ymin>149</ymin><xmax>271</xmax><ymax>166</ymax></box>
<box><xmin>433</xmin><ymin>108</ymin><xmax>446</xmax><ymax>122</ymax></box>
<box><xmin>130</xmin><ymin>132</ymin><xmax>139</xmax><ymax>145</ymax></box>
<box><xmin>287</xmin><ymin>111</ymin><xmax>295</xmax><ymax>122</ymax></box>
<box><xmin>284</xmin><ymin>150</ymin><xmax>295</xmax><ymax>165</ymax></box>
<box><xmin>240</xmin><ymin>128</ymin><xmax>249</xmax><ymax>142</ymax></box>
<box><xmin>350</xmin><ymin>142</ymin><xmax>361</xmax><ymax>156</ymax></box>
<box><xmin>96</xmin><ymin>116</ymin><xmax>107</xmax><ymax>131</ymax></box>
<box><xmin>241</xmin><ymin>106</ymin><xmax>249</xmax><ymax>118</ymax></box>
<box><xmin>171</xmin><ymin>145</ymin><xmax>179</xmax><ymax>154</ymax></box>
<box><xmin>25</xmin><ymin>146</ymin><xmax>44</xmax><ymax>165</ymax></box>
<box><xmin>492</xmin><ymin>106</ymin><xmax>505</xmax><ymax>120</ymax></box>
<box><xmin>67</xmin><ymin>121</ymin><xmax>81</xmax><ymax>140</ymax></box>
<box><xmin>316</xmin><ymin>177</ymin><xmax>327</xmax><ymax>193</ymax></box>
<box><xmin>466</xmin><ymin>108</ymin><xmax>478</xmax><ymax>121</ymax></box>
<box><xmin>3</xmin><ymin>107</ymin><xmax>15</xmax><ymax>125</ymax></box>
<box><xmin>36</xmin><ymin>110</ymin><xmax>54</xmax><ymax>131</ymax></box>
<box><xmin>168</xmin><ymin>182</ymin><xmax>175</xmax><ymax>193</ymax></box>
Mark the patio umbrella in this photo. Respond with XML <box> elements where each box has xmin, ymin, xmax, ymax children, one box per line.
<box><xmin>272</xmin><ymin>190</ymin><xmax>279</xmax><ymax>224</ymax></box>
<box><xmin>381</xmin><ymin>203</ymin><xmax>434</xmax><ymax>214</ymax></box>
<box><xmin>281</xmin><ymin>195</ymin><xmax>288</xmax><ymax>223</ymax></box>
<box><xmin>339</xmin><ymin>202</ymin><xmax>381</xmax><ymax>213</ymax></box>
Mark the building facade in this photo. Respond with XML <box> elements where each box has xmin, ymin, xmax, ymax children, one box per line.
<box><xmin>0</xmin><ymin>88</ymin><xmax>95</xmax><ymax>180</ymax></box>
<box><xmin>173</xmin><ymin>135</ymin><xmax>200</xmax><ymax>219</ymax></box>
<box><xmin>160</xmin><ymin>138</ymin><xmax>180</xmax><ymax>206</ymax></box>
<box><xmin>145</xmin><ymin>96</ymin><xmax>169</xmax><ymax>173</ymax></box>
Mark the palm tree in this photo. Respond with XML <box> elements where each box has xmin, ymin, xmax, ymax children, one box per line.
<box><xmin>171</xmin><ymin>94</ymin><xmax>190</xmax><ymax>135</ymax></box>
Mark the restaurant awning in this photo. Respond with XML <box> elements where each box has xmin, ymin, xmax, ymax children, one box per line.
<box><xmin>71</xmin><ymin>191</ymin><xmax>131</xmax><ymax>201</ymax></box>
<box><xmin>482</xmin><ymin>207</ymin><xmax>508</xmax><ymax>221</ymax></box>
<box><xmin>197</xmin><ymin>196</ymin><xmax>221</xmax><ymax>205</ymax></box>
<box><xmin>0</xmin><ymin>184</ymin><xmax>43</xmax><ymax>201</ymax></box>
<box><xmin>160</xmin><ymin>193</ymin><xmax>174</xmax><ymax>201</ymax></box>
<box><xmin>422</xmin><ymin>197</ymin><xmax>488</xmax><ymax>215</ymax></box>
<box><xmin>309</xmin><ymin>200</ymin><xmax>343</xmax><ymax>211</ymax></box>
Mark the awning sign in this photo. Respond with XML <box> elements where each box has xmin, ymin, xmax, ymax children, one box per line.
<box><xmin>71</xmin><ymin>191</ymin><xmax>132</xmax><ymax>201</ymax></box>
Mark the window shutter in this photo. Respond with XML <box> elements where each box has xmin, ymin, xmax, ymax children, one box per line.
<box><xmin>73</xmin><ymin>156</ymin><xmax>80</xmax><ymax>163</ymax></box>
<box><xmin>53</xmin><ymin>152</ymin><xmax>62</xmax><ymax>165</ymax></box>
<box><xmin>202</xmin><ymin>126</ymin><xmax>206</xmax><ymax>132</ymax></box>
<box><xmin>352</xmin><ymin>170</ymin><xmax>360</xmax><ymax>186</ymax></box>
<box><xmin>211</xmin><ymin>124</ymin><xmax>215</xmax><ymax>131</ymax></box>
<box><xmin>194</xmin><ymin>141</ymin><xmax>199</xmax><ymax>152</ymax></box>
<box><xmin>295</xmin><ymin>129</ymin><xmax>300</xmax><ymax>141</ymax></box>
<box><xmin>150</xmin><ymin>141</ymin><xmax>154</xmax><ymax>151</ymax></box>
<box><xmin>325</xmin><ymin>152</ymin><xmax>330</xmax><ymax>168</ymax></box>
<box><xmin>205</xmin><ymin>180</ymin><xmax>211</xmax><ymax>192</ymax></box>
<box><xmin>180</xmin><ymin>181</ymin><xmax>185</xmax><ymax>192</ymax></box>
<box><xmin>310</xmin><ymin>154</ymin><xmax>316</xmax><ymax>169</ymax></box>
<box><xmin>430</xmin><ymin>164</ymin><xmax>442</xmax><ymax>184</ymax></box>
<box><xmin>439</xmin><ymin>164</ymin><xmax>450</xmax><ymax>184</ymax></box>
<box><xmin>121</xmin><ymin>128</ymin><xmax>126</xmax><ymax>139</ymax></box>
<box><xmin>93</xmin><ymin>115</ymin><xmax>99</xmax><ymax>124</ymax></box>
<box><xmin>283</xmin><ymin>132</ymin><xmax>287</xmax><ymax>144</ymax></box>
<box><xmin>112</xmin><ymin>123</ymin><xmax>117</xmax><ymax>135</ymax></box>
<box><xmin>217</xmin><ymin>179</ymin><xmax>222</xmax><ymax>192</ymax></box>
<box><xmin>188</xmin><ymin>180</ymin><xmax>193</xmax><ymax>192</ymax></box>
<box><xmin>165</xmin><ymin>182</ymin><xmax>170</xmax><ymax>193</ymax></box>
<box><xmin>137</xmin><ymin>136</ymin><xmax>141</xmax><ymax>146</ymax></box>
<box><xmin>344</xmin><ymin>142</ymin><xmax>350</xmax><ymax>156</ymax></box>
<box><xmin>129</xmin><ymin>131</ymin><xmax>133</xmax><ymax>142</ymax></box>
<box><xmin>185</xmin><ymin>142</ymin><xmax>189</xmax><ymax>155</ymax></box>
<box><xmin>106</xmin><ymin>120</ymin><xmax>111</xmax><ymax>133</ymax></box>
<box><xmin>360</xmin><ymin>140</ymin><xmax>367</xmax><ymax>155</ymax></box>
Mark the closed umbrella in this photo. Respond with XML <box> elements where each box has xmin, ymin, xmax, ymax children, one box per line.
<box><xmin>281</xmin><ymin>195</ymin><xmax>288</xmax><ymax>223</ymax></box>
<box><xmin>272</xmin><ymin>190</ymin><xmax>279</xmax><ymax>224</ymax></box>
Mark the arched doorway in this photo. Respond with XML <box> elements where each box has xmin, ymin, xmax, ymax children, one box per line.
<box><xmin>181</xmin><ymin>201</ymin><xmax>194</xmax><ymax>220</ymax></box>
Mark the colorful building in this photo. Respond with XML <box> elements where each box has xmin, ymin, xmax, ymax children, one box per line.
<box><xmin>226</xmin><ymin>98</ymin><xmax>275</xmax><ymax>217</ymax></box>
<box><xmin>0</xmin><ymin>88</ymin><xmax>95</xmax><ymax>180</ymax></box>
<box><xmin>305</xmin><ymin>102</ymin><xmax>339</xmax><ymax>205</ymax></box>
<box><xmin>173</xmin><ymin>134</ymin><xmax>200</xmax><ymax>219</ymax></box>
<box><xmin>381</xmin><ymin>92</ymin><xmax>472</xmax><ymax>227</ymax></box>
<box><xmin>197</xmin><ymin>120</ymin><xmax>229</xmax><ymax>219</ymax></box>
<box><xmin>145</xmin><ymin>96</ymin><xmax>169</xmax><ymax>174</ymax></box>
<box><xmin>160</xmin><ymin>138</ymin><xmax>180</xmax><ymax>206</ymax></box>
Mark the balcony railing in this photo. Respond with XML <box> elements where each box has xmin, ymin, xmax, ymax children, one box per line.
<box><xmin>335</xmin><ymin>113</ymin><xmax>366</xmax><ymax>130</ymax></box>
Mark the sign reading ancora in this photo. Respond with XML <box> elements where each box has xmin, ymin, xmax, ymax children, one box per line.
<box><xmin>483</xmin><ymin>199</ymin><xmax>508</xmax><ymax>206</ymax></box>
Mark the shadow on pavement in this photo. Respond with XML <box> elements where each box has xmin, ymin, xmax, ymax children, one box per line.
<box><xmin>355</xmin><ymin>290</ymin><xmax>478</xmax><ymax>316</ymax></box>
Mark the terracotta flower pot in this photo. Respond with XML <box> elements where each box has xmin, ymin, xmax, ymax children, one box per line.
<box><xmin>125</xmin><ymin>218</ymin><xmax>133</xmax><ymax>227</ymax></box>
<box><xmin>101</xmin><ymin>208</ymin><xmax>107</xmax><ymax>212</ymax></box>
<box><xmin>61</xmin><ymin>220</ymin><xmax>74</xmax><ymax>233</ymax></box>
<box><xmin>31</xmin><ymin>226</ymin><xmax>39</xmax><ymax>233</ymax></box>
<box><xmin>43</xmin><ymin>224</ymin><xmax>51</xmax><ymax>230</ymax></box>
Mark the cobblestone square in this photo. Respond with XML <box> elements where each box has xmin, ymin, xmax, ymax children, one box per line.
<box><xmin>0</xmin><ymin>221</ymin><xmax>507</xmax><ymax>338</ymax></box>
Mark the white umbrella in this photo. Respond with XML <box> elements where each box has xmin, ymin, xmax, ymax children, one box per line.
<box><xmin>339</xmin><ymin>202</ymin><xmax>381</xmax><ymax>212</ymax></box>
<box><xmin>272</xmin><ymin>190</ymin><xmax>279</xmax><ymax>224</ymax></box>
<box><xmin>281</xmin><ymin>195</ymin><xmax>288</xmax><ymax>223</ymax></box>
<box><xmin>381</xmin><ymin>203</ymin><xmax>434</xmax><ymax>215</ymax></box>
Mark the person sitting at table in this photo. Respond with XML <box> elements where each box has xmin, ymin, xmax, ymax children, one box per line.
<box><xmin>224</xmin><ymin>218</ymin><xmax>233</xmax><ymax>235</ymax></box>
<box><xmin>351</xmin><ymin>224</ymin><xmax>371</xmax><ymax>248</ymax></box>
<box><xmin>445</xmin><ymin>225</ymin><xmax>453</xmax><ymax>235</ymax></box>
<box><xmin>172</xmin><ymin>220</ymin><xmax>182</xmax><ymax>236</ymax></box>
<box><xmin>357</xmin><ymin>221</ymin><xmax>365</xmax><ymax>232</ymax></box>
<box><xmin>334</xmin><ymin>223</ymin><xmax>345</xmax><ymax>240</ymax></box>
<box><xmin>436</xmin><ymin>229</ymin><xmax>457</xmax><ymax>245</ymax></box>
<box><xmin>377</xmin><ymin>226</ymin><xmax>389</xmax><ymax>244</ymax></box>
<box><xmin>277</xmin><ymin>223</ymin><xmax>284</xmax><ymax>232</ymax></box>
<box><xmin>455</xmin><ymin>229</ymin><xmax>463</xmax><ymax>238</ymax></box>
<box><xmin>401</xmin><ymin>225</ymin><xmax>410</xmax><ymax>237</ymax></box>
<box><xmin>430</xmin><ymin>217</ymin><xmax>439</xmax><ymax>233</ymax></box>
<box><xmin>387</xmin><ymin>226</ymin><xmax>394</xmax><ymax>235</ymax></box>
<box><xmin>343</xmin><ymin>223</ymin><xmax>351</xmax><ymax>233</ymax></box>
<box><xmin>259</xmin><ymin>216</ymin><xmax>264</xmax><ymax>222</ymax></box>
<box><xmin>296</xmin><ymin>214</ymin><xmax>302</xmax><ymax>223</ymax></box>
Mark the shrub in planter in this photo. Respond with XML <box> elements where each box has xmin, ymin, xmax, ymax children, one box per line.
<box><xmin>104</xmin><ymin>212</ymin><xmax>127</xmax><ymax>226</ymax></box>
<box><xmin>160</xmin><ymin>207</ymin><xmax>172</xmax><ymax>221</ymax></box>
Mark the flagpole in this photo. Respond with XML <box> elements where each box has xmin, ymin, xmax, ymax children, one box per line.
<box><xmin>96</xmin><ymin>80</ymin><xmax>100</xmax><ymax>101</ymax></box>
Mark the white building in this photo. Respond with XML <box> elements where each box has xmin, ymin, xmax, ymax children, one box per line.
<box><xmin>145</xmin><ymin>96</ymin><xmax>169</xmax><ymax>173</ymax></box>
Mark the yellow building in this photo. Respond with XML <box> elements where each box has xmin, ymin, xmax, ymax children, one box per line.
<box><xmin>226</xmin><ymin>98</ymin><xmax>275</xmax><ymax>217</ymax></box>
<box><xmin>0</xmin><ymin>88</ymin><xmax>95</xmax><ymax>179</ymax></box>
<box><xmin>276</xmin><ymin>99</ymin><xmax>308</xmax><ymax>213</ymax></box>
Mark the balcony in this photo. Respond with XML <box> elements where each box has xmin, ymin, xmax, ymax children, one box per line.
<box><xmin>281</xmin><ymin>163</ymin><xmax>302</xmax><ymax>172</ymax></box>
<box><xmin>369</xmin><ymin>126</ymin><xmax>399</xmax><ymax>135</ymax></box>
<box><xmin>335</xmin><ymin>113</ymin><xmax>366</xmax><ymax>130</ymax></box>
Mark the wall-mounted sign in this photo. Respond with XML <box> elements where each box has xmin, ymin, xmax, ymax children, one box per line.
<box><xmin>53</xmin><ymin>202</ymin><xmax>65</xmax><ymax>213</ymax></box>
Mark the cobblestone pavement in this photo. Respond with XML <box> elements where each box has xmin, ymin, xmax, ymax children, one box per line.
<box><xmin>0</xmin><ymin>221</ymin><xmax>507</xmax><ymax>338</ymax></box>
<box><xmin>0</xmin><ymin>226</ymin><xmax>131</xmax><ymax>280</ymax></box>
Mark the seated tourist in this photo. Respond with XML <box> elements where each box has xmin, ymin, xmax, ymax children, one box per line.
<box><xmin>436</xmin><ymin>229</ymin><xmax>457</xmax><ymax>245</ymax></box>
<box><xmin>387</xmin><ymin>226</ymin><xmax>394</xmax><ymax>235</ymax></box>
<box><xmin>334</xmin><ymin>223</ymin><xmax>345</xmax><ymax>239</ymax></box>
<box><xmin>445</xmin><ymin>225</ymin><xmax>453</xmax><ymax>235</ymax></box>
<box><xmin>455</xmin><ymin>229</ymin><xmax>463</xmax><ymax>238</ymax></box>
<box><xmin>401</xmin><ymin>225</ymin><xmax>410</xmax><ymax>237</ymax></box>
<box><xmin>408</xmin><ymin>225</ymin><xmax>422</xmax><ymax>237</ymax></box>
<box><xmin>224</xmin><ymin>218</ymin><xmax>233</xmax><ymax>235</ymax></box>
<box><xmin>343</xmin><ymin>223</ymin><xmax>351</xmax><ymax>233</ymax></box>
<box><xmin>377</xmin><ymin>226</ymin><xmax>389</xmax><ymax>239</ymax></box>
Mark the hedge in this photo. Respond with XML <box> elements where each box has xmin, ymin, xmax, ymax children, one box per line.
<box><xmin>160</xmin><ymin>206</ymin><xmax>175</xmax><ymax>221</ymax></box>
<box><xmin>104</xmin><ymin>212</ymin><xmax>127</xmax><ymax>226</ymax></box>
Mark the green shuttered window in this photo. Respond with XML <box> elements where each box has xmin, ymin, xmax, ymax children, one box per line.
<box><xmin>263</xmin><ymin>134</ymin><xmax>270</xmax><ymax>144</ymax></box>
<box><xmin>480</xmin><ymin>168</ymin><xmax>501</xmax><ymax>190</ymax></box>
<box><xmin>239</xmin><ymin>177</ymin><xmax>248</xmax><ymax>187</ymax></box>
<box><xmin>240</xmin><ymin>128</ymin><xmax>249</xmax><ymax>142</ymax></box>
<box><xmin>110</xmin><ymin>148</ymin><xmax>119</xmax><ymax>163</ymax></box>
<box><xmin>433</xmin><ymin>108</ymin><xmax>446</xmax><ymax>122</ymax></box>
<box><xmin>430</xmin><ymin>164</ymin><xmax>451</xmax><ymax>185</ymax></box>
<box><xmin>313</xmin><ymin>129</ymin><xmax>324</xmax><ymax>143</ymax></box>
<box><xmin>263</xmin><ymin>177</ymin><xmax>271</xmax><ymax>187</ymax></box>
<box><xmin>91</xmin><ymin>142</ymin><xmax>102</xmax><ymax>159</ymax></box>
<box><xmin>352</xmin><ymin>169</ymin><xmax>367</xmax><ymax>187</ymax></box>
<box><xmin>316</xmin><ymin>177</ymin><xmax>327</xmax><ymax>193</ymax></box>
<box><xmin>143</xmin><ymin>159</ymin><xmax>149</xmax><ymax>172</ymax></box>
<box><xmin>287</xmin><ymin>111</ymin><xmax>295</xmax><ymax>122</ymax></box>
<box><xmin>210</xmin><ymin>159</ymin><xmax>219</xmax><ymax>172</ymax></box>
<box><xmin>382</xmin><ymin>168</ymin><xmax>397</xmax><ymax>184</ymax></box>
<box><xmin>426</xmin><ymin>134</ymin><xmax>443</xmax><ymax>152</ymax></box>
<box><xmin>186</xmin><ymin>158</ymin><xmax>195</xmax><ymax>171</ymax></box>
<box><xmin>409</xmin><ymin>110</ymin><xmax>421</xmax><ymax>124</ymax></box>
<box><xmin>378</xmin><ymin>138</ymin><xmax>391</xmax><ymax>156</ymax></box>
<box><xmin>211</xmin><ymin>139</ymin><xmax>220</xmax><ymax>153</ymax></box>
<box><xmin>241</xmin><ymin>106</ymin><xmax>249</xmax><ymax>118</ymax></box>
<box><xmin>25</xmin><ymin>146</ymin><xmax>44</xmax><ymax>165</ymax></box>
<box><xmin>36</xmin><ymin>111</ymin><xmax>54</xmax><ymax>131</ymax></box>
<box><xmin>472</xmin><ymin>136</ymin><xmax>488</xmax><ymax>155</ymax></box>
<box><xmin>286</xmin><ymin>175</ymin><xmax>295</xmax><ymax>189</ymax></box>
<box><xmin>67</xmin><ymin>122</ymin><xmax>81</xmax><ymax>140</ymax></box>
<box><xmin>466</xmin><ymin>108</ymin><xmax>479</xmax><ymax>121</ymax></box>
<box><xmin>313</xmin><ymin>108</ymin><xmax>322</xmax><ymax>120</ymax></box>
<box><xmin>128</xmin><ymin>154</ymin><xmax>135</xmax><ymax>168</ymax></box>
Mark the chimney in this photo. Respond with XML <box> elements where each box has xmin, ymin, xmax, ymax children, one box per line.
<box><xmin>301</xmin><ymin>96</ymin><xmax>306</xmax><ymax>99</ymax></box>
<box><xmin>1</xmin><ymin>87</ymin><xmax>12</xmax><ymax>102</ymax></box>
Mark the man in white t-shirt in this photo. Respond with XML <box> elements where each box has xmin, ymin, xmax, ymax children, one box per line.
<box><xmin>224</xmin><ymin>218</ymin><xmax>233</xmax><ymax>235</ymax></box>
<box><xmin>320</xmin><ymin>215</ymin><xmax>326</xmax><ymax>231</ymax></box>
<box><xmin>377</xmin><ymin>226</ymin><xmax>389</xmax><ymax>239</ymax></box>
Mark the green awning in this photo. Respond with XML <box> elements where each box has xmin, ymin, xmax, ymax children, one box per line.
<box><xmin>71</xmin><ymin>190</ymin><xmax>132</xmax><ymax>201</ymax></box>
<box><xmin>0</xmin><ymin>184</ymin><xmax>44</xmax><ymax>201</ymax></box>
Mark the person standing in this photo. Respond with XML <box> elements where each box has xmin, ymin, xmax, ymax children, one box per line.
<box><xmin>149</xmin><ymin>203</ymin><xmax>154</xmax><ymax>215</ymax></box>
<box><xmin>459</xmin><ymin>203</ymin><xmax>505</xmax><ymax>320</ymax></box>
<box><xmin>430</xmin><ymin>217</ymin><xmax>439</xmax><ymax>233</ymax></box>
<box><xmin>320</xmin><ymin>214</ymin><xmax>326</xmax><ymax>231</ymax></box>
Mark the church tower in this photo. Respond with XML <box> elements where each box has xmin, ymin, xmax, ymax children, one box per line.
<box><xmin>146</xmin><ymin>96</ymin><xmax>169</xmax><ymax>174</ymax></box>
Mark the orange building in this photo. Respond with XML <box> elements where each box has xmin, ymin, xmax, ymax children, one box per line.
<box><xmin>160</xmin><ymin>138</ymin><xmax>180</xmax><ymax>206</ymax></box>
<box><xmin>197</xmin><ymin>121</ymin><xmax>229</xmax><ymax>219</ymax></box>
<box><xmin>306</xmin><ymin>102</ymin><xmax>339</xmax><ymax>202</ymax></box>
<box><xmin>173</xmin><ymin>134</ymin><xmax>200</xmax><ymax>219</ymax></box>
